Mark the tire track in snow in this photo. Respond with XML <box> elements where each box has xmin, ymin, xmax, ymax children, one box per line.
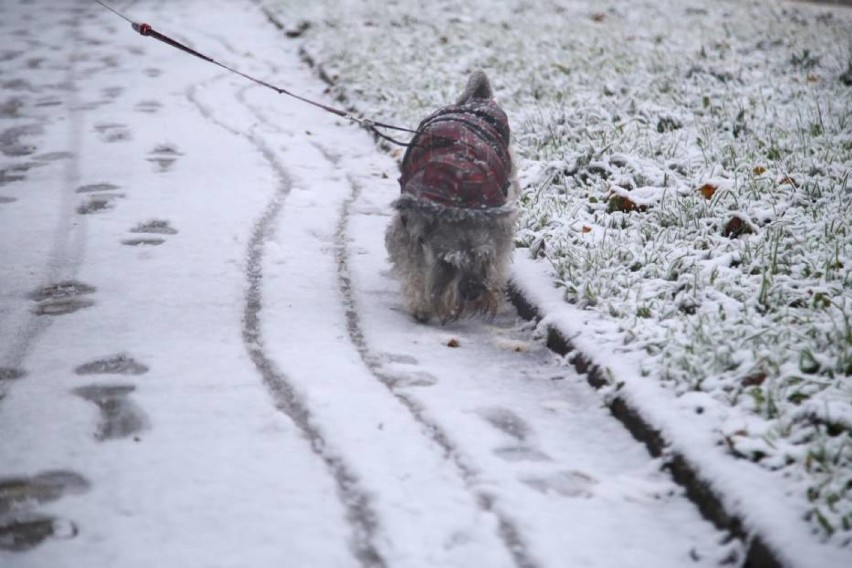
<box><xmin>187</xmin><ymin>78</ymin><xmax>387</xmax><ymax>568</ymax></box>
<box><xmin>326</xmin><ymin>152</ymin><xmax>538</xmax><ymax>568</ymax></box>
<box><xmin>1</xmin><ymin>0</ymin><xmax>93</xmax><ymax>372</ymax></box>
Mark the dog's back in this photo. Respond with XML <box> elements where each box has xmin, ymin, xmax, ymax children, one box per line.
<box><xmin>398</xmin><ymin>71</ymin><xmax>513</xmax><ymax>210</ymax></box>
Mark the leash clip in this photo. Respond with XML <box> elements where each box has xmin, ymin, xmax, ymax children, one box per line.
<box><xmin>132</xmin><ymin>22</ymin><xmax>152</xmax><ymax>36</ymax></box>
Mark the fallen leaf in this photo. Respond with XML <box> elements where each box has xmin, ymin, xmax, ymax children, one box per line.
<box><xmin>697</xmin><ymin>183</ymin><xmax>717</xmax><ymax>200</ymax></box>
<box><xmin>446</xmin><ymin>338</ymin><xmax>460</xmax><ymax>348</ymax></box>
<box><xmin>582</xmin><ymin>225</ymin><xmax>592</xmax><ymax>233</ymax></box>
<box><xmin>753</xmin><ymin>165</ymin><xmax>766</xmax><ymax>176</ymax></box>
<box><xmin>723</xmin><ymin>215</ymin><xmax>753</xmax><ymax>238</ymax></box>
<box><xmin>778</xmin><ymin>175</ymin><xmax>798</xmax><ymax>188</ymax></box>
<box><xmin>742</xmin><ymin>371</ymin><xmax>767</xmax><ymax>387</ymax></box>
<box><xmin>591</xmin><ymin>12</ymin><xmax>606</xmax><ymax>22</ymax></box>
<box><xmin>607</xmin><ymin>194</ymin><xmax>641</xmax><ymax>213</ymax></box>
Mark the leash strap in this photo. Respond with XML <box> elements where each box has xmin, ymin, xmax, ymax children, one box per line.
<box><xmin>94</xmin><ymin>0</ymin><xmax>417</xmax><ymax>145</ymax></box>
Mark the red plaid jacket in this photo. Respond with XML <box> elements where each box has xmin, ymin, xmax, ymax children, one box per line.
<box><xmin>398</xmin><ymin>99</ymin><xmax>512</xmax><ymax>209</ymax></box>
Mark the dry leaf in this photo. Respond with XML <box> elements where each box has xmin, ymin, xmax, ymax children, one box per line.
<box><xmin>607</xmin><ymin>194</ymin><xmax>635</xmax><ymax>212</ymax></box>
<box><xmin>742</xmin><ymin>371</ymin><xmax>767</xmax><ymax>387</ymax></box>
<box><xmin>591</xmin><ymin>12</ymin><xmax>606</xmax><ymax>22</ymax></box>
<box><xmin>582</xmin><ymin>225</ymin><xmax>592</xmax><ymax>233</ymax></box>
<box><xmin>723</xmin><ymin>215</ymin><xmax>753</xmax><ymax>238</ymax></box>
<box><xmin>446</xmin><ymin>338</ymin><xmax>460</xmax><ymax>348</ymax></box>
<box><xmin>753</xmin><ymin>165</ymin><xmax>766</xmax><ymax>176</ymax></box>
<box><xmin>697</xmin><ymin>183</ymin><xmax>717</xmax><ymax>200</ymax></box>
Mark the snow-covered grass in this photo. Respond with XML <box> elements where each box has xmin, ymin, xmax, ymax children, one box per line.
<box><xmin>275</xmin><ymin>0</ymin><xmax>852</xmax><ymax>544</ymax></box>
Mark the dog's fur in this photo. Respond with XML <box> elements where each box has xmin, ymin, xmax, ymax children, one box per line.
<box><xmin>385</xmin><ymin>71</ymin><xmax>518</xmax><ymax>323</ymax></box>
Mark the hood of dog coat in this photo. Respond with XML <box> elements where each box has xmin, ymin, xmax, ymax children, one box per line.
<box><xmin>399</xmin><ymin>99</ymin><xmax>512</xmax><ymax>209</ymax></box>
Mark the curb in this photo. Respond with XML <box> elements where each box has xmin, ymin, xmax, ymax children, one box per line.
<box><xmin>508</xmin><ymin>284</ymin><xmax>783</xmax><ymax>568</ymax></box>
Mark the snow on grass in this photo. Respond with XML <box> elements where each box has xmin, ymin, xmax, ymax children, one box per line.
<box><xmin>275</xmin><ymin>0</ymin><xmax>852</xmax><ymax>544</ymax></box>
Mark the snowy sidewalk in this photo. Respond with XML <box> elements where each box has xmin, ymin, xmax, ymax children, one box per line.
<box><xmin>2</xmin><ymin>1</ymin><xmax>732</xmax><ymax>567</ymax></box>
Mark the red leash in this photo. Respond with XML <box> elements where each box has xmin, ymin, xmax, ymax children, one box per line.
<box><xmin>93</xmin><ymin>0</ymin><xmax>417</xmax><ymax>146</ymax></box>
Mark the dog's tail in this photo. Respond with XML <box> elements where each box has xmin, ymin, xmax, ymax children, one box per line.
<box><xmin>456</xmin><ymin>70</ymin><xmax>493</xmax><ymax>104</ymax></box>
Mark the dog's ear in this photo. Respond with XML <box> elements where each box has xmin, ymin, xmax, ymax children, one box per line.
<box><xmin>456</xmin><ymin>70</ymin><xmax>493</xmax><ymax>104</ymax></box>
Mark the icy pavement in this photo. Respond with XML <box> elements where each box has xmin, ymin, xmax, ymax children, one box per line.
<box><xmin>0</xmin><ymin>1</ymin><xmax>733</xmax><ymax>566</ymax></box>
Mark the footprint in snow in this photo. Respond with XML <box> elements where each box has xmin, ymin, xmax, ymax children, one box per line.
<box><xmin>122</xmin><ymin>219</ymin><xmax>177</xmax><ymax>247</ymax></box>
<box><xmin>34</xmin><ymin>96</ymin><xmax>61</xmax><ymax>107</ymax></box>
<box><xmin>147</xmin><ymin>144</ymin><xmax>182</xmax><ymax>172</ymax></box>
<box><xmin>521</xmin><ymin>470</ymin><xmax>598</xmax><ymax>498</ymax></box>
<box><xmin>381</xmin><ymin>353</ymin><xmax>418</xmax><ymax>365</ymax></box>
<box><xmin>0</xmin><ymin>513</ymin><xmax>79</xmax><ymax>552</ymax></box>
<box><xmin>76</xmin><ymin>192</ymin><xmax>124</xmax><ymax>215</ymax></box>
<box><xmin>76</xmin><ymin>182</ymin><xmax>120</xmax><ymax>194</ymax></box>
<box><xmin>121</xmin><ymin>237</ymin><xmax>165</xmax><ymax>247</ymax></box>
<box><xmin>101</xmin><ymin>86</ymin><xmax>123</xmax><ymax>100</ymax></box>
<box><xmin>134</xmin><ymin>100</ymin><xmax>161</xmax><ymax>114</ymax></box>
<box><xmin>0</xmin><ymin>470</ymin><xmax>89</xmax><ymax>551</ymax></box>
<box><xmin>493</xmin><ymin>446</ymin><xmax>552</xmax><ymax>463</ymax></box>
<box><xmin>0</xmin><ymin>97</ymin><xmax>23</xmax><ymax>118</ymax></box>
<box><xmin>0</xmin><ymin>163</ymin><xmax>36</xmax><ymax>186</ymax></box>
<box><xmin>389</xmin><ymin>371</ymin><xmax>437</xmax><ymax>388</ymax></box>
<box><xmin>0</xmin><ymin>470</ymin><xmax>90</xmax><ymax>515</ymax></box>
<box><xmin>29</xmin><ymin>280</ymin><xmax>96</xmax><ymax>316</ymax></box>
<box><xmin>74</xmin><ymin>353</ymin><xmax>149</xmax><ymax>376</ymax></box>
<box><xmin>35</xmin><ymin>151</ymin><xmax>73</xmax><ymax>162</ymax></box>
<box><xmin>94</xmin><ymin>122</ymin><xmax>130</xmax><ymax>143</ymax></box>
<box><xmin>130</xmin><ymin>219</ymin><xmax>178</xmax><ymax>235</ymax></box>
<box><xmin>0</xmin><ymin>124</ymin><xmax>43</xmax><ymax>157</ymax></box>
<box><xmin>478</xmin><ymin>407</ymin><xmax>532</xmax><ymax>442</ymax></box>
<box><xmin>0</xmin><ymin>51</ymin><xmax>24</xmax><ymax>64</ymax></box>
<box><xmin>72</xmin><ymin>384</ymin><xmax>150</xmax><ymax>441</ymax></box>
<box><xmin>0</xmin><ymin>368</ymin><xmax>26</xmax><ymax>382</ymax></box>
<box><xmin>1</xmin><ymin>78</ymin><xmax>35</xmax><ymax>93</ymax></box>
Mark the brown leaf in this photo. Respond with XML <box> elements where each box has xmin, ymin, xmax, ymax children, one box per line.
<box><xmin>753</xmin><ymin>165</ymin><xmax>766</xmax><ymax>176</ymax></box>
<box><xmin>591</xmin><ymin>12</ymin><xmax>606</xmax><ymax>22</ymax></box>
<box><xmin>446</xmin><ymin>338</ymin><xmax>460</xmax><ymax>348</ymax></box>
<box><xmin>607</xmin><ymin>194</ymin><xmax>641</xmax><ymax>213</ymax></box>
<box><xmin>742</xmin><ymin>371</ymin><xmax>767</xmax><ymax>387</ymax></box>
<box><xmin>778</xmin><ymin>175</ymin><xmax>798</xmax><ymax>188</ymax></box>
<box><xmin>723</xmin><ymin>215</ymin><xmax>753</xmax><ymax>238</ymax></box>
<box><xmin>582</xmin><ymin>225</ymin><xmax>592</xmax><ymax>233</ymax></box>
<box><xmin>697</xmin><ymin>183</ymin><xmax>717</xmax><ymax>200</ymax></box>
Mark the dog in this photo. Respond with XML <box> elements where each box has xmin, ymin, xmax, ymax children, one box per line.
<box><xmin>385</xmin><ymin>70</ymin><xmax>518</xmax><ymax>323</ymax></box>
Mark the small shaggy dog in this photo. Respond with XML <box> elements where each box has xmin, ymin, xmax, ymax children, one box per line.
<box><xmin>385</xmin><ymin>71</ymin><xmax>518</xmax><ymax>323</ymax></box>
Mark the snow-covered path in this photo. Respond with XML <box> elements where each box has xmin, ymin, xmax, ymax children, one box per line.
<box><xmin>1</xmin><ymin>1</ymin><xmax>730</xmax><ymax>566</ymax></box>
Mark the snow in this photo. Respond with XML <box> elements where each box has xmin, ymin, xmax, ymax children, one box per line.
<box><xmin>277</xmin><ymin>0</ymin><xmax>852</xmax><ymax>561</ymax></box>
<box><xmin>0</xmin><ymin>0</ymin><xmax>737</xmax><ymax>567</ymax></box>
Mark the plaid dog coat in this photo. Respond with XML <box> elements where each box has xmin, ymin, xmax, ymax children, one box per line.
<box><xmin>398</xmin><ymin>99</ymin><xmax>512</xmax><ymax>209</ymax></box>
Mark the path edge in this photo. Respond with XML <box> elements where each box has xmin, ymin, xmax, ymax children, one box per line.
<box><xmin>507</xmin><ymin>283</ymin><xmax>783</xmax><ymax>568</ymax></box>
